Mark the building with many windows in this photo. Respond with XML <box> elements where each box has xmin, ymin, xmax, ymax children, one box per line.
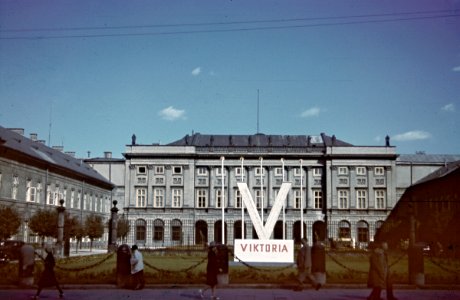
<box><xmin>112</xmin><ymin>132</ymin><xmax>402</xmax><ymax>248</ymax></box>
<box><xmin>0</xmin><ymin>126</ymin><xmax>114</xmax><ymax>244</ymax></box>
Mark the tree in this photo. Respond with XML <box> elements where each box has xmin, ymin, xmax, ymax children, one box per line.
<box><xmin>85</xmin><ymin>214</ymin><xmax>104</xmax><ymax>251</ymax></box>
<box><xmin>28</xmin><ymin>209</ymin><xmax>58</xmax><ymax>244</ymax></box>
<box><xmin>117</xmin><ymin>216</ymin><xmax>130</xmax><ymax>243</ymax></box>
<box><xmin>0</xmin><ymin>205</ymin><xmax>22</xmax><ymax>240</ymax></box>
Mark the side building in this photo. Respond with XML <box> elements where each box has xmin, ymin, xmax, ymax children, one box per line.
<box><xmin>118</xmin><ymin>132</ymin><xmax>398</xmax><ymax>248</ymax></box>
<box><xmin>0</xmin><ymin>126</ymin><xmax>114</xmax><ymax>245</ymax></box>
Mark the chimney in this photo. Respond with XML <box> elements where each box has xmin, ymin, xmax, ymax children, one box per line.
<box><xmin>65</xmin><ymin>151</ymin><xmax>76</xmax><ymax>158</ymax></box>
<box><xmin>30</xmin><ymin>133</ymin><xmax>38</xmax><ymax>141</ymax></box>
<box><xmin>104</xmin><ymin>151</ymin><xmax>112</xmax><ymax>159</ymax></box>
<box><xmin>52</xmin><ymin>146</ymin><xmax>64</xmax><ymax>152</ymax></box>
<box><xmin>37</xmin><ymin>140</ymin><xmax>46</xmax><ymax>144</ymax></box>
<box><xmin>8</xmin><ymin>128</ymin><xmax>24</xmax><ymax>135</ymax></box>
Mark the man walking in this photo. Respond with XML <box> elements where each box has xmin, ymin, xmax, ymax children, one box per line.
<box><xmin>296</xmin><ymin>238</ymin><xmax>321</xmax><ymax>291</ymax></box>
<box><xmin>130</xmin><ymin>245</ymin><xmax>145</xmax><ymax>290</ymax></box>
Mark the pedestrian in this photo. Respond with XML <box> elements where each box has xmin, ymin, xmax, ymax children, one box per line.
<box><xmin>367</xmin><ymin>241</ymin><xmax>386</xmax><ymax>300</ymax></box>
<box><xmin>130</xmin><ymin>244</ymin><xmax>145</xmax><ymax>290</ymax></box>
<box><xmin>33</xmin><ymin>245</ymin><xmax>64</xmax><ymax>299</ymax></box>
<box><xmin>382</xmin><ymin>242</ymin><xmax>398</xmax><ymax>300</ymax></box>
<box><xmin>296</xmin><ymin>238</ymin><xmax>321</xmax><ymax>291</ymax></box>
<box><xmin>199</xmin><ymin>241</ymin><xmax>220</xmax><ymax>300</ymax></box>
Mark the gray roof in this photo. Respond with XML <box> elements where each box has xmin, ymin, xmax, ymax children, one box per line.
<box><xmin>167</xmin><ymin>133</ymin><xmax>353</xmax><ymax>147</ymax></box>
<box><xmin>397</xmin><ymin>154</ymin><xmax>460</xmax><ymax>164</ymax></box>
<box><xmin>0</xmin><ymin>126</ymin><xmax>113</xmax><ymax>188</ymax></box>
<box><xmin>414</xmin><ymin>160</ymin><xmax>460</xmax><ymax>185</ymax></box>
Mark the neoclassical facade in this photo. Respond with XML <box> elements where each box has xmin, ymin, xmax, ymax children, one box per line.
<box><xmin>0</xmin><ymin>126</ymin><xmax>114</xmax><ymax>244</ymax></box>
<box><xmin>119</xmin><ymin>132</ymin><xmax>399</xmax><ymax>248</ymax></box>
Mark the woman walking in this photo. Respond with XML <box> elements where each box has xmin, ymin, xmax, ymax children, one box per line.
<box><xmin>199</xmin><ymin>241</ymin><xmax>220</xmax><ymax>300</ymax></box>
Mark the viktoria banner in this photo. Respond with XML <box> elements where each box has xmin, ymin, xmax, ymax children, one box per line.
<box><xmin>234</xmin><ymin>239</ymin><xmax>294</xmax><ymax>263</ymax></box>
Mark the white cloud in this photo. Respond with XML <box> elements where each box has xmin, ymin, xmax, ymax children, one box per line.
<box><xmin>301</xmin><ymin>107</ymin><xmax>321</xmax><ymax>118</ymax></box>
<box><xmin>441</xmin><ymin>103</ymin><xmax>455</xmax><ymax>112</ymax></box>
<box><xmin>452</xmin><ymin>66</ymin><xmax>460</xmax><ymax>72</ymax></box>
<box><xmin>393</xmin><ymin>130</ymin><xmax>431</xmax><ymax>142</ymax></box>
<box><xmin>159</xmin><ymin>106</ymin><xmax>186</xmax><ymax>121</ymax></box>
<box><xmin>191</xmin><ymin>67</ymin><xmax>201</xmax><ymax>76</ymax></box>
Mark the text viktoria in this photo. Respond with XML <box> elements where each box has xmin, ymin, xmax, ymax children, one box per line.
<box><xmin>239</xmin><ymin>242</ymin><xmax>289</xmax><ymax>253</ymax></box>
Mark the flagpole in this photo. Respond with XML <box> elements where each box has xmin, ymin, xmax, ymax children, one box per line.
<box><xmin>300</xmin><ymin>159</ymin><xmax>304</xmax><ymax>239</ymax></box>
<box><xmin>281</xmin><ymin>158</ymin><xmax>285</xmax><ymax>240</ymax></box>
<box><xmin>240</xmin><ymin>157</ymin><xmax>245</xmax><ymax>239</ymax></box>
<box><xmin>260</xmin><ymin>157</ymin><xmax>264</xmax><ymax>224</ymax></box>
<box><xmin>221</xmin><ymin>156</ymin><xmax>225</xmax><ymax>244</ymax></box>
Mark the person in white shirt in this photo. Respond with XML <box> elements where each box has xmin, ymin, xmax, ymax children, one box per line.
<box><xmin>130</xmin><ymin>245</ymin><xmax>145</xmax><ymax>290</ymax></box>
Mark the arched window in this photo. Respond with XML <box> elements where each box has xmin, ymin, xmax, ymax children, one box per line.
<box><xmin>153</xmin><ymin>219</ymin><xmax>164</xmax><ymax>242</ymax></box>
<box><xmin>171</xmin><ymin>219</ymin><xmax>182</xmax><ymax>242</ymax></box>
<box><xmin>357</xmin><ymin>220</ymin><xmax>369</xmax><ymax>242</ymax></box>
<box><xmin>338</xmin><ymin>220</ymin><xmax>351</xmax><ymax>239</ymax></box>
<box><xmin>195</xmin><ymin>220</ymin><xmax>208</xmax><ymax>245</ymax></box>
<box><xmin>233</xmin><ymin>220</ymin><xmax>246</xmax><ymax>240</ymax></box>
<box><xmin>135</xmin><ymin>219</ymin><xmax>146</xmax><ymax>244</ymax></box>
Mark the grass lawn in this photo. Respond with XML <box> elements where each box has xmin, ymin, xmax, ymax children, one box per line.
<box><xmin>0</xmin><ymin>250</ymin><xmax>458</xmax><ymax>285</ymax></box>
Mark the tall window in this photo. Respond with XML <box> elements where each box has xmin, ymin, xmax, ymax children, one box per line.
<box><xmin>338</xmin><ymin>189</ymin><xmax>349</xmax><ymax>209</ymax></box>
<box><xmin>171</xmin><ymin>219</ymin><xmax>182</xmax><ymax>241</ymax></box>
<box><xmin>255</xmin><ymin>190</ymin><xmax>264</xmax><ymax>208</ymax></box>
<box><xmin>153</xmin><ymin>219</ymin><xmax>164</xmax><ymax>242</ymax></box>
<box><xmin>135</xmin><ymin>219</ymin><xmax>146</xmax><ymax>243</ymax></box>
<box><xmin>294</xmin><ymin>190</ymin><xmax>302</xmax><ymax>209</ymax></box>
<box><xmin>338</xmin><ymin>220</ymin><xmax>351</xmax><ymax>239</ymax></box>
<box><xmin>357</xmin><ymin>221</ymin><xmax>369</xmax><ymax>242</ymax></box>
<box><xmin>154</xmin><ymin>188</ymin><xmax>164</xmax><ymax>207</ymax></box>
<box><xmin>83</xmin><ymin>193</ymin><xmax>87</xmax><ymax>209</ymax></box>
<box><xmin>36</xmin><ymin>183</ymin><xmax>42</xmax><ymax>204</ymax></box>
<box><xmin>216</xmin><ymin>189</ymin><xmax>226</xmax><ymax>208</ymax></box>
<box><xmin>12</xmin><ymin>175</ymin><xmax>19</xmax><ymax>200</ymax></box>
<box><xmin>375</xmin><ymin>190</ymin><xmax>386</xmax><ymax>209</ymax></box>
<box><xmin>70</xmin><ymin>190</ymin><xmax>75</xmax><ymax>208</ymax></box>
<box><xmin>76</xmin><ymin>191</ymin><xmax>81</xmax><ymax>209</ymax></box>
<box><xmin>172</xmin><ymin>188</ymin><xmax>182</xmax><ymax>208</ymax></box>
<box><xmin>136</xmin><ymin>188</ymin><xmax>147</xmax><ymax>207</ymax></box>
<box><xmin>196</xmin><ymin>189</ymin><xmax>208</xmax><ymax>208</ymax></box>
<box><xmin>26</xmin><ymin>180</ymin><xmax>36</xmax><ymax>202</ymax></box>
<box><xmin>234</xmin><ymin>189</ymin><xmax>242</xmax><ymax>208</ymax></box>
<box><xmin>313</xmin><ymin>190</ymin><xmax>323</xmax><ymax>209</ymax></box>
<box><xmin>356</xmin><ymin>189</ymin><xmax>367</xmax><ymax>209</ymax></box>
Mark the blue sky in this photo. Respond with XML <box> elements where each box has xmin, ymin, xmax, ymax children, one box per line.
<box><xmin>1</xmin><ymin>0</ymin><xmax>459</xmax><ymax>158</ymax></box>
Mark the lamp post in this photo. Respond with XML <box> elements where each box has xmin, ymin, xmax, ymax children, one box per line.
<box><xmin>109</xmin><ymin>200</ymin><xmax>119</xmax><ymax>252</ymax></box>
<box><xmin>56</xmin><ymin>199</ymin><xmax>65</xmax><ymax>257</ymax></box>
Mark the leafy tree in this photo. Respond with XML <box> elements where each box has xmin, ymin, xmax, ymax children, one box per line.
<box><xmin>117</xmin><ymin>216</ymin><xmax>130</xmax><ymax>243</ymax></box>
<box><xmin>28</xmin><ymin>209</ymin><xmax>58</xmax><ymax>243</ymax></box>
<box><xmin>0</xmin><ymin>205</ymin><xmax>22</xmax><ymax>240</ymax></box>
<box><xmin>85</xmin><ymin>214</ymin><xmax>104</xmax><ymax>251</ymax></box>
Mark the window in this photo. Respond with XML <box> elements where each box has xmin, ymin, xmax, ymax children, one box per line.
<box><xmin>70</xmin><ymin>190</ymin><xmax>75</xmax><ymax>208</ymax></box>
<box><xmin>356</xmin><ymin>167</ymin><xmax>366</xmax><ymax>175</ymax></box>
<box><xmin>197</xmin><ymin>167</ymin><xmax>208</xmax><ymax>176</ymax></box>
<box><xmin>76</xmin><ymin>191</ymin><xmax>81</xmax><ymax>209</ymax></box>
<box><xmin>26</xmin><ymin>180</ymin><xmax>36</xmax><ymax>202</ymax></box>
<box><xmin>173</xmin><ymin>166</ymin><xmax>182</xmax><ymax>175</ymax></box>
<box><xmin>216</xmin><ymin>167</ymin><xmax>226</xmax><ymax>176</ymax></box>
<box><xmin>313</xmin><ymin>190</ymin><xmax>323</xmax><ymax>209</ymax></box>
<box><xmin>136</xmin><ymin>188</ymin><xmax>147</xmax><ymax>207</ymax></box>
<box><xmin>153</xmin><ymin>219</ymin><xmax>164</xmax><ymax>242</ymax></box>
<box><xmin>234</xmin><ymin>189</ymin><xmax>242</xmax><ymax>208</ymax></box>
<box><xmin>357</xmin><ymin>221</ymin><xmax>369</xmax><ymax>243</ymax></box>
<box><xmin>12</xmin><ymin>175</ymin><xmax>19</xmax><ymax>200</ymax></box>
<box><xmin>294</xmin><ymin>190</ymin><xmax>302</xmax><ymax>209</ymax></box>
<box><xmin>255</xmin><ymin>190</ymin><xmax>264</xmax><ymax>208</ymax></box>
<box><xmin>171</xmin><ymin>188</ymin><xmax>182</xmax><ymax>208</ymax></box>
<box><xmin>135</xmin><ymin>219</ymin><xmax>146</xmax><ymax>243</ymax></box>
<box><xmin>274</xmin><ymin>167</ymin><xmax>283</xmax><ymax>176</ymax></box>
<box><xmin>137</xmin><ymin>166</ymin><xmax>146</xmax><ymax>175</ymax></box>
<box><xmin>235</xmin><ymin>167</ymin><xmax>245</xmax><ymax>181</ymax></box>
<box><xmin>216</xmin><ymin>189</ymin><xmax>226</xmax><ymax>208</ymax></box>
<box><xmin>36</xmin><ymin>183</ymin><xmax>42</xmax><ymax>204</ymax></box>
<box><xmin>154</xmin><ymin>188</ymin><xmax>164</xmax><ymax>207</ymax></box>
<box><xmin>375</xmin><ymin>190</ymin><xmax>386</xmax><ymax>209</ymax></box>
<box><xmin>338</xmin><ymin>220</ymin><xmax>351</xmax><ymax>239</ymax></box>
<box><xmin>338</xmin><ymin>189</ymin><xmax>349</xmax><ymax>209</ymax></box>
<box><xmin>356</xmin><ymin>189</ymin><xmax>367</xmax><ymax>209</ymax></box>
<box><xmin>294</xmin><ymin>168</ymin><xmax>302</xmax><ymax>177</ymax></box>
<box><xmin>155</xmin><ymin>166</ymin><xmax>164</xmax><ymax>174</ymax></box>
<box><xmin>83</xmin><ymin>193</ymin><xmax>87</xmax><ymax>209</ymax></box>
<box><xmin>196</xmin><ymin>189</ymin><xmax>208</xmax><ymax>208</ymax></box>
<box><xmin>313</xmin><ymin>168</ymin><xmax>322</xmax><ymax>177</ymax></box>
<box><xmin>338</xmin><ymin>167</ymin><xmax>348</xmax><ymax>175</ymax></box>
<box><xmin>171</xmin><ymin>219</ymin><xmax>182</xmax><ymax>241</ymax></box>
<box><xmin>255</xmin><ymin>167</ymin><xmax>265</xmax><ymax>176</ymax></box>
<box><xmin>375</xmin><ymin>167</ymin><xmax>385</xmax><ymax>176</ymax></box>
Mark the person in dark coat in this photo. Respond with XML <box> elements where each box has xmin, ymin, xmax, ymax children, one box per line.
<box><xmin>34</xmin><ymin>246</ymin><xmax>64</xmax><ymax>299</ymax></box>
<box><xmin>367</xmin><ymin>242</ymin><xmax>386</xmax><ymax>300</ymax></box>
<box><xmin>296</xmin><ymin>238</ymin><xmax>321</xmax><ymax>291</ymax></box>
<box><xmin>199</xmin><ymin>241</ymin><xmax>219</xmax><ymax>300</ymax></box>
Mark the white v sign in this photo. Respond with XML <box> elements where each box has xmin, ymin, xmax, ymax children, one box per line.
<box><xmin>237</xmin><ymin>182</ymin><xmax>292</xmax><ymax>240</ymax></box>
